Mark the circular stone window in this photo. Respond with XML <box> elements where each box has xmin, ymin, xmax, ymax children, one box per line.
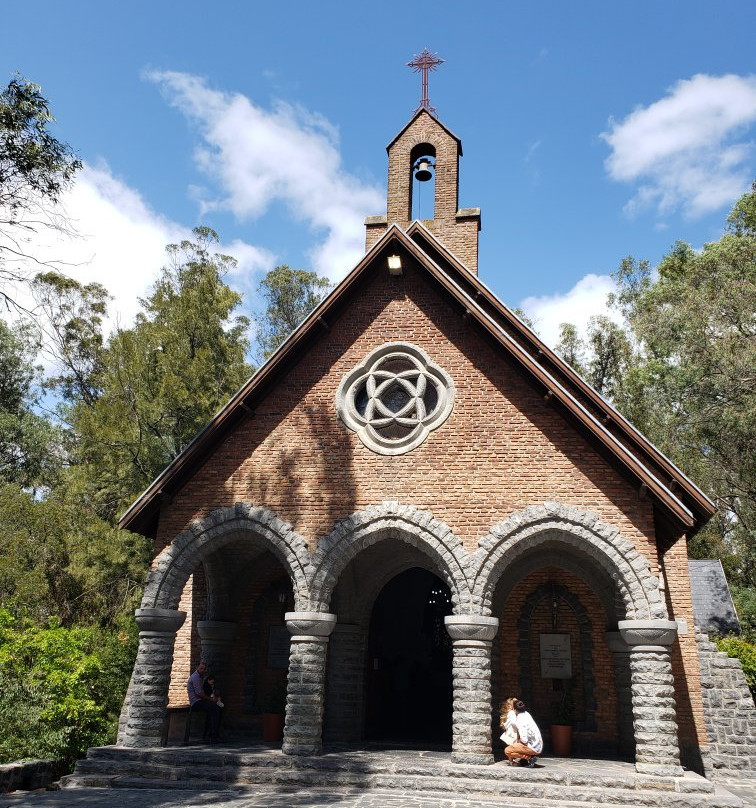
<box><xmin>336</xmin><ymin>343</ymin><xmax>455</xmax><ymax>455</ymax></box>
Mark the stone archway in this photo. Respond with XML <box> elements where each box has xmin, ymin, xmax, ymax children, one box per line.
<box><xmin>118</xmin><ymin>504</ymin><xmax>312</xmax><ymax>748</ymax></box>
<box><xmin>141</xmin><ymin>504</ymin><xmax>312</xmax><ymax>612</ymax></box>
<box><xmin>475</xmin><ymin>503</ymin><xmax>681</xmax><ymax>775</ymax></box>
<box><xmin>474</xmin><ymin>503</ymin><xmax>667</xmax><ymax>620</ymax></box>
<box><xmin>309</xmin><ymin>501</ymin><xmax>473</xmax><ymax>613</ymax></box>
<box><xmin>312</xmin><ymin>503</ymin><xmax>499</xmax><ymax>764</ymax></box>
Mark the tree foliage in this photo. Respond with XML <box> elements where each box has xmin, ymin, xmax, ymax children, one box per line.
<box><xmin>555</xmin><ymin>184</ymin><xmax>756</xmax><ymax>589</ymax></box>
<box><xmin>68</xmin><ymin>227</ymin><xmax>253</xmax><ymax>520</ymax></box>
<box><xmin>0</xmin><ymin>75</ymin><xmax>81</xmax><ymax>312</ymax></box>
<box><xmin>0</xmin><ymin>483</ymin><xmax>149</xmax><ymax>627</ymax></box>
<box><xmin>32</xmin><ymin>270</ymin><xmax>109</xmax><ymax>407</ymax></box>
<box><xmin>255</xmin><ymin>264</ymin><xmax>332</xmax><ymax>360</ymax></box>
<box><xmin>0</xmin><ymin>609</ymin><xmax>137</xmax><ymax>769</ymax></box>
<box><xmin>0</xmin><ymin>319</ymin><xmax>62</xmax><ymax>490</ymax></box>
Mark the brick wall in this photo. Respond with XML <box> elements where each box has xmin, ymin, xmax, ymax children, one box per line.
<box><xmin>154</xmin><ymin>262</ymin><xmax>657</xmax><ymax>556</ymax></box>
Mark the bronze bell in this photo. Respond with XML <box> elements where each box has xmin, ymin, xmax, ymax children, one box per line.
<box><xmin>414</xmin><ymin>159</ymin><xmax>433</xmax><ymax>182</ymax></box>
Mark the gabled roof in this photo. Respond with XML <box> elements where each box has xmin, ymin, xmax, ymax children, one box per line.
<box><xmin>404</xmin><ymin>221</ymin><xmax>716</xmax><ymax>529</ymax></box>
<box><xmin>386</xmin><ymin>108</ymin><xmax>463</xmax><ymax>155</ymax></box>
<box><xmin>119</xmin><ymin>224</ymin><xmax>715</xmax><ymax>538</ymax></box>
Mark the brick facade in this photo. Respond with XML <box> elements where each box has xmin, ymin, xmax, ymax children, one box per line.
<box><xmin>115</xmin><ymin>108</ymin><xmax>741</xmax><ymax>778</ymax></box>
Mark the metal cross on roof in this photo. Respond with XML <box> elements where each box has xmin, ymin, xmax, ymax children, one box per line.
<box><xmin>407</xmin><ymin>49</ymin><xmax>444</xmax><ymax>115</ymax></box>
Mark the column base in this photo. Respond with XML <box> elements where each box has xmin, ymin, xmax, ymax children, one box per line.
<box><xmin>635</xmin><ymin>761</ymin><xmax>684</xmax><ymax>777</ymax></box>
<box><xmin>451</xmin><ymin>751</ymin><xmax>495</xmax><ymax>765</ymax></box>
<box><xmin>282</xmin><ymin>740</ymin><xmax>323</xmax><ymax>756</ymax></box>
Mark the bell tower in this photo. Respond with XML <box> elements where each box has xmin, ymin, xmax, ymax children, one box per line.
<box><xmin>365</xmin><ymin>51</ymin><xmax>481</xmax><ymax>274</ymax></box>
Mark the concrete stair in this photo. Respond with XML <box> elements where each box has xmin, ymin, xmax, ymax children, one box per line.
<box><xmin>60</xmin><ymin>745</ymin><xmax>743</xmax><ymax>808</ymax></box>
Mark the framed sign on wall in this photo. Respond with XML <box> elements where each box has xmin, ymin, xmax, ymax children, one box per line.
<box><xmin>539</xmin><ymin>633</ymin><xmax>572</xmax><ymax>679</ymax></box>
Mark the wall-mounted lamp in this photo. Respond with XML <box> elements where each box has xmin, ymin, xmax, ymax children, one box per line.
<box><xmin>387</xmin><ymin>254</ymin><xmax>403</xmax><ymax>276</ymax></box>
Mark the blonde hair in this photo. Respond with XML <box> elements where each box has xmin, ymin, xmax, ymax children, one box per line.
<box><xmin>499</xmin><ymin>697</ymin><xmax>517</xmax><ymax>728</ymax></box>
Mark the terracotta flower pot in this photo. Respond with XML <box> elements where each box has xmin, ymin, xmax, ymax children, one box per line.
<box><xmin>550</xmin><ymin>723</ymin><xmax>573</xmax><ymax>757</ymax></box>
<box><xmin>262</xmin><ymin>712</ymin><xmax>284</xmax><ymax>743</ymax></box>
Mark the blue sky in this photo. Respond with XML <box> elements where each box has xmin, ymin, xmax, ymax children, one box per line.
<box><xmin>3</xmin><ymin>1</ymin><xmax>756</xmax><ymax>348</ymax></box>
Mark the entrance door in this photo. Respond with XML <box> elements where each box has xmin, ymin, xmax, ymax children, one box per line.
<box><xmin>366</xmin><ymin>568</ymin><xmax>453</xmax><ymax>746</ymax></box>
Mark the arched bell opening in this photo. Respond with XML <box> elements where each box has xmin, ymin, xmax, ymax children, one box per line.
<box><xmin>409</xmin><ymin>142</ymin><xmax>437</xmax><ymax>222</ymax></box>
<box><xmin>490</xmin><ymin>540</ymin><xmax>633</xmax><ymax>760</ymax></box>
<box><xmin>323</xmin><ymin>536</ymin><xmax>454</xmax><ymax>748</ymax></box>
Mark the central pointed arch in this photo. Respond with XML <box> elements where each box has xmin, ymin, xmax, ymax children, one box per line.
<box><xmin>309</xmin><ymin>502</ymin><xmax>473</xmax><ymax>612</ymax></box>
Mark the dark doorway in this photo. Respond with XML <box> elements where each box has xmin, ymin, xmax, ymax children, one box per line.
<box><xmin>366</xmin><ymin>567</ymin><xmax>453</xmax><ymax>746</ymax></box>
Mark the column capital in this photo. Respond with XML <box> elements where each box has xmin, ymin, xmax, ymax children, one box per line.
<box><xmin>285</xmin><ymin>611</ymin><xmax>337</xmax><ymax>640</ymax></box>
<box><xmin>134</xmin><ymin>607</ymin><xmax>186</xmax><ymax>635</ymax></box>
<box><xmin>618</xmin><ymin>619</ymin><xmax>677</xmax><ymax>648</ymax></box>
<box><xmin>445</xmin><ymin>614</ymin><xmax>499</xmax><ymax>643</ymax></box>
<box><xmin>197</xmin><ymin>620</ymin><xmax>237</xmax><ymax>644</ymax></box>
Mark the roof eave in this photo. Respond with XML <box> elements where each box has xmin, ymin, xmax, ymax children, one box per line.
<box><xmin>405</xmin><ymin>222</ymin><xmax>716</xmax><ymax>530</ymax></box>
<box><xmin>120</xmin><ymin>223</ymin><xmax>709</xmax><ymax>538</ymax></box>
<box><xmin>118</xmin><ymin>225</ymin><xmax>410</xmax><ymax>534</ymax></box>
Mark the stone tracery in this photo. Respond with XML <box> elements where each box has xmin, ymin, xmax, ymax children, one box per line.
<box><xmin>336</xmin><ymin>342</ymin><xmax>455</xmax><ymax>456</ymax></box>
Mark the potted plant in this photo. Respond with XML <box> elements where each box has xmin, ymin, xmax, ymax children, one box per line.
<box><xmin>261</xmin><ymin>684</ymin><xmax>287</xmax><ymax>743</ymax></box>
<box><xmin>550</xmin><ymin>679</ymin><xmax>575</xmax><ymax>757</ymax></box>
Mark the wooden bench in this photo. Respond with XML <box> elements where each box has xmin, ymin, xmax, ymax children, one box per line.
<box><xmin>161</xmin><ymin>703</ymin><xmax>209</xmax><ymax>746</ymax></box>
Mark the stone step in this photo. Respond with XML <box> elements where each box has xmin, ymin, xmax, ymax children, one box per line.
<box><xmin>76</xmin><ymin>747</ymin><xmax>714</xmax><ymax>793</ymax></box>
<box><xmin>55</xmin><ymin>781</ymin><xmax>726</xmax><ymax>808</ymax></box>
<box><xmin>58</xmin><ymin>778</ymin><xmax>746</xmax><ymax>808</ymax></box>
<box><xmin>711</xmin><ymin>769</ymin><xmax>756</xmax><ymax>781</ymax></box>
<box><xmin>80</xmin><ymin>746</ymin><xmax>714</xmax><ymax>793</ymax></box>
<box><xmin>63</xmin><ymin>753</ymin><xmax>741</xmax><ymax>808</ymax></box>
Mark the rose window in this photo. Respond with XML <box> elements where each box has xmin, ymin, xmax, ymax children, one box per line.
<box><xmin>336</xmin><ymin>343</ymin><xmax>454</xmax><ymax>455</ymax></box>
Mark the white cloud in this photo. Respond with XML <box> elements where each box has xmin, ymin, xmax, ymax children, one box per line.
<box><xmin>519</xmin><ymin>273</ymin><xmax>621</xmax><ymax>349</ymax></box>
<box><xmin>14</xmin><ymin>162</ymin><xmax>274</xmax><ymax>341</ymax></box>
<box><xmin>602</xmin><ymin>73</ymin><xmax>756</xmax><ymax>218</ymax></box>
<box><xmin>146</xmin><ymin>70</ymin><xmax>384</xmax><ymax>280</ymax></box>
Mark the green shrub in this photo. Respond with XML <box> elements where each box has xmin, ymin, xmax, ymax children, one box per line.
<box><xmin>732</xmin><ymin>586</ymin><xmax>756</xmax><ymax>642</ymax></box>
<box><xmin>715</xmin><ymin>635</ymin><xmax>756</xmax><ymax>700</ymax></box>
<box><xmin>0</xmin><ymin>609</ymin><xmax>137</xmax><ymax>770</ymax></box>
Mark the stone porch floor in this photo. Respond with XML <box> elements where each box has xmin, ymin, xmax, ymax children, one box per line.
<box><xmin>1</xmin><ymin>743</ymin><xmax>753</xmax><ymax>808</ymax></box>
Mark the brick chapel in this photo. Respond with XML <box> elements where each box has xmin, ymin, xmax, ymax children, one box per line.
<box><xmin>115</xmin><ymin>71</ymin><xmax>755</xmax><ymax>779</ymax></box>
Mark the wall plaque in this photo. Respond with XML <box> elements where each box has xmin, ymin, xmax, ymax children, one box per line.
<box><xmin>539</xmin><ymin>633</ymin><xmax>572</xmax><ymax>678</ymax></box>
<box><xmin>267</xmin><ymin>625</ymin><xmax>291</xmax><ymax>669</ymax></box>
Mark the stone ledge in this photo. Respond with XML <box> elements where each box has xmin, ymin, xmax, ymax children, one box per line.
<box><xmin>0</xmin><ymin>759</ymin><xmax>56</xmax><ymax>793</ymax></box>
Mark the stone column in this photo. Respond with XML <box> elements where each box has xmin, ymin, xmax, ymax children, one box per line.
<box><xmin>118</xmin><ymin>608</ymin><xmax>186</xmax><ymax>748</ymax></box>
<box><xmin>282</xmin><ymin>611</ymin><xmax>337</xmax><ymax>756</ymax></box>
<box><xmin>197</xmin><ymin>621</ymin><xmax>237</xmax><ymax>681</ymax></box>
<box><xmin>445</xmin><ymin>615</ymin><xmax>499</xmax><ymax>765</ymax></box>
<box><xmin>618</xmin><ymin>619</ymin><xmax>682</xmax><ymax>776</ymax></box>
<box><xmin>605</xmin><ymin>631</ymin><xmax>635</xmax><ymax>760</ymax></box>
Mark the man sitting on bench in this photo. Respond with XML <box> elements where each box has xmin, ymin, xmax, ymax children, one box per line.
<box><xmin>187</xmin><ymin>660</ymin><xmax>222</xmax><ymax>743</ymax></box>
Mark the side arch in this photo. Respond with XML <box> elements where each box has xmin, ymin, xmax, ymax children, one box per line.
<box><xmin>309</xmin><ymin>501</ymin><xmax>474</xmax><ymax>612</ymax></box>
<box><xmin>141</xmin><ymin>503</ymin><xmax>313</xmax><ymax>611</ymax></box>
<box><xmin>474</xmin><ymin>503</ymin><xmax>666</xmax><ymax>620</ymax></box>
